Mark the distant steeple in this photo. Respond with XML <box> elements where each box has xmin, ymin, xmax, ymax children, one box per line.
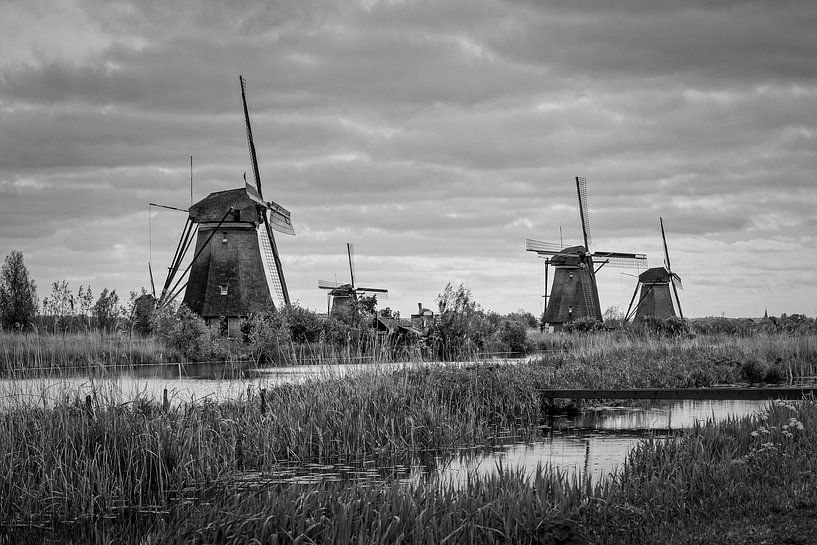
<box><xmin>763</xmin><ymin>308</ymin><xmax>769</xmax><ymax>319</ymax></box>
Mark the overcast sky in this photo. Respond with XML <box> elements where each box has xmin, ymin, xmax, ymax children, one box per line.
<box><xmin>1</xmin><ymin>0</ymin><xmax>815</xmax><ymax>318</ymax></box>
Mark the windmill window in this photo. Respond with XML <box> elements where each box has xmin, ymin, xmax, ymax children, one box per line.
<box><xmin>222</xmin><ymin>232</ymin><xmax>228</xmax><ymax>244</ymax></box>
<box><xmin>219</xmin><ymin>284</ymin><xmax>228</xmax><ymax>296</ymax></box>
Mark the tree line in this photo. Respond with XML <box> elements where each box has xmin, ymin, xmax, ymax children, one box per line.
<box><xmin>0</xmin><ymin>250</ymin><xmax>143</xmax><ymax>334</ymax></box>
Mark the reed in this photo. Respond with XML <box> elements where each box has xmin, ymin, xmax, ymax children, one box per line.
<box><xmin>2</xmin><ymin>365</ymin><xmax>815</xmax><ymax>543</ymax></box>
<box><xmin>16</xmin><ymin>397</ymin><xmax>807</xmax><ymax>544</ymax></box>
<box><xmin>0</xmin><ymin>332</ymin><xmax>167</xmax><ymax>374</ymax></box>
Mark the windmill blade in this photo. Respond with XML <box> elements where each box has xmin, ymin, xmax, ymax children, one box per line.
<box><xmin>660</xmin><ymin>217</ymin><xmax>673</xmax><ymax>272</ymax></box>
<box><xmin>575</xmin><ymin>176</ymin><xmax>591</xmax><ymax>251</ymax></box>
<box><xmin>267</xmin><ymin>205</ymin><xmax>295</xmax><ymax>236</ymax></box>
<box><xmin>240</xmin><ymin>75</ymin><xmax>264</xmax><ymax>198</ymax></box>
<box><xmin>356</xmin><ymin>286</ymin><xmax>388</xmax><ymax>293</ymax></box>
<box><xmin>525</xmin><ymin>239</ymin><xmax>564</xmax><ymax>255</ymax></box>
<box><xmin>671</xmin><ymin>273</ymin><xmax>684</xmax><ymax>291</ymax></box>
<box><xmin>148</xmin><ymin>262</ymin><xmax>156</xmax><ymax>298</ymax></box>
<box><xmin>357</xmin><ymin>288</ymin><xmax>389</xmax><ymax>300</ymax></box>
<box><xmin>318</xmin><ymin>279</ymin><xmax>341</xmax><ymax>289</ymax></box>
<box><xmin>258</xmin><ymin>220</ymin><xmax>290</xmax><ymax>308</ymax></box>
<box><xmin>245</xmin><ymin>179</ymin><xmax>265</xmax><ymax>206</ymax></box>
<box><xmin>347</xmin><ymin>243</ymin><xmax>356</xmax><ymax>289</ymax></box>
<box><xmin>592</xmin><ymin>251</ymin><xmax>647</xmax><ymax>270</ymax></box>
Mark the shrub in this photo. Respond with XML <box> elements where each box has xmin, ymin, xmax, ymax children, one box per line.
<box><xmin>152</xmin><ymin>305</ymin><xmax>212</xmax><ymax>360</ymax></box>
<box><xmin>740</xmin><ymin>359</ymin><xmax>767</xmax><ymax>383</ymax></box>
<box><xmin>562</xmin><ymin>316</ymin><xmax>602</xmax><ymax>333</ymax></box>
<box><xmin>496</xmin><ymin>319</ymin><xmax>530</xmax><ymax>352</ymax></box>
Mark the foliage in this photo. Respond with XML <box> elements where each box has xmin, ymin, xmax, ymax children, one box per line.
<box><xmin>495</xmin><ymin>318</ymin><xmax>530</xmax><ymax>352</ymax></box>
<box><xmin>126</xmin><ymin>290</ymin><xmax>156</xmax><ymax>337</ymax></box>
<box><xmin>504</xmin><ymin>309</ymin><xmax>539</xmax><ymax>329</ymax></box>
<box><xmin>631</xmin><ymin>315</ymin><xmax>689</xmax><ymax>337</ymax></box>
<box><xmin>0</xmin><ymin>250</ymin><xmax>38</xmax><ymax>331</ymax></box>
<box><xmin>151</xmin><ymin>304</ymin><xmax>212</xmax><ymax>360</ymax></box>
<box><xmin>40</xmin><ymin>280</ymin><xmax>97</xmax><ymax>333</ymax></box>
<box><xmin>426</xmin><ymin>283</ymin><xmax>494</xmax><ymax>359</ymax></box>
<box><xmin>92</xmin><ymin>288</ymin><xmax>122</xmax><ymax>333</ymax></box>
<box><xmin>562</xmin><ymin>316</ymin><xmax>603</xmax><ymax>333</ymax></box>
<box><xmin>243</xmin><ymin>311</ymin><xmax>292</xmax><ymax>365</ymax></box>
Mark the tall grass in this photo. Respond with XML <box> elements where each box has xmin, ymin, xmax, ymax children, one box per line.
<box><xmin>2</xmin><ymin>359</ymin><xmax>816</xmax><ymax>543</ymax></box>
<box><xmin>9</xmin><ymin>397</ymin><xmax>810</xmax><ymax>544</ymax></box>
<box><xmin>0</xmin><ymin>332</ymin><xmax>166</xmax><ymax>374</ymax></box>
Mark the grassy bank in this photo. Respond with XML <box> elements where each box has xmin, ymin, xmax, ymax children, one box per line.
<box><xmin>3</xmin><ymin>330</ymin><xmax>816</xmax><ymax>380</ymax></box>
<box><xmin>4</xmin><ymin>396</ymin><xmax>815</xmax><ymax>544</ymax></box>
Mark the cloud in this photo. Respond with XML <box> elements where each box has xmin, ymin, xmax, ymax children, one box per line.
<box><xmin>0</xmin><ymin>0</ymin><xmax>815</xmax><ymax>318</ymax></box>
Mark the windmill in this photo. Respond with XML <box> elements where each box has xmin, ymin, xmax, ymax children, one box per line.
<box><xmin>318</xmin><ymin>243</ymin><xmax>388</xmax><ymax>316</ymax></box>
<box><xmin>154</xmin><ymin>76</ymin><xmax>295</xmax><ymax>337</ymax></box>
<box><xmin>526</xmin><ymin>176</ymin><xmax>647</xmax><ymax>331</ymax></box>
<box><xmin>625</xmin><ymin>217</ymin><xmax>683</xmax><ymax>321</ymax></box>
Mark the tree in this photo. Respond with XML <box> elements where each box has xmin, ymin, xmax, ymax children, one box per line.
<box><xmin>0</xmin><ymin>250</ymin><xmax>38</xmax><ymax>331</ymax></box>
<box><xmin>42</xmin><ymin>280</ymin><xmax>74</xmax><ymax>333</ymax></box>
<box><xmin>93</xmin><ymin>288</ymin><xmax>121</xmax><ymax>333</ymax></box>
<box><xmin>428</xmin><ymin>283</ymin><xmax>493</xmax><ymax>359</ymax></box>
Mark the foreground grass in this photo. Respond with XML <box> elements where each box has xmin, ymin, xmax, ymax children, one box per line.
<box><xmin>4</xmin><ymin>398</ymin><xmax>816</xmax><ymax>544</ymax></box>
<box><xmin>0</xmin><ymin>356</ymin><xmax>813</xmax><ymax>527</ymax></box>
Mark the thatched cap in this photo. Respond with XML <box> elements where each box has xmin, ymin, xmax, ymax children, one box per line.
<box><xmin>639</xmin><ymin>266</ymin><xmax>671</xmax><ymax>283</ymax></box>
<box><xmin>189</xmin><ymin>188</ymin><xmax>261</xmax><ymax>224</ymax></box>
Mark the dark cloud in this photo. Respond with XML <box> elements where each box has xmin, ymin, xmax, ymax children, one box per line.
<box><xmin>0</xmin><ymin>0</ymin><xmax>815</xmax><ymax>317</ymax></box>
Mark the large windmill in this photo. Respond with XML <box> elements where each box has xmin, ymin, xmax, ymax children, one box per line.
<box><xmin>318</xmin><ymin>243</ymin><xmax>389</xmax><ymax>317</ymax></box>
<box><xmin>154</xmin><ymin>76</ymin><xmax>295</xmax><ymax>337</ymax></box>
<box><xmin>526</xmin><ymin>177</ymin><xmax>646</xmax><ymax>331</ymax></box>
<box><xmin>625</xmin><ymin>217</ymin><xmax>683</xmax><ymax>321</ymax></box>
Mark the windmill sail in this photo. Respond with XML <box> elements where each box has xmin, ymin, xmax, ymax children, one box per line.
<box><xmin>592</xmin><ymin>251</ymin><xmax>647</xmax><ymax>270</ymax></box>
<box><xmin>525</xmin><ymin>239</ymin><xmax>565</xmax><ymax>255</ymax></box>
<box><xmin>575</xmin><ymin>176</ymin><xmax>591</xmax><ymax>250</ymax></box>
<box><xmin>267</xmin><ymin>200</ymin><xmax>295</xmax><ymax>235</ymax></box>
<box><xmin>258</xmin><ymin>223</ymin><xmax>287</xmax><ymax>309</ymax></box>
<box><xmin>241</xmin><ymin>75</ymin><xmax>291</xmax><ymax>307</ymax></box>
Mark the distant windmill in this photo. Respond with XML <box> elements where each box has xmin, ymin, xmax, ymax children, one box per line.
<box><xmin>154</xmin><ymin>76</ymin><xmax>295</xmax><ymax>337</ymax></box>
<box><xmin>526</xmin><ymin>177</ymin><xmax>647</xmax><ymax>331</ymax></box>
<box><xmin>318</xmin><ymin>243</ymin><xmax>389</xmax><ymax>316</ymax></box>
<box><xmin>625</xmin><ymin>217</ymin><xmax>683</xmax><ymax>320</ymax></box>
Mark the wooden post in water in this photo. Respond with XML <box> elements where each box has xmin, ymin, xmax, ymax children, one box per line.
<box><xmin>163</xmin><ymin>388</ymin><xmax>169</xmax><ymax>412</ymax></box>
<box><xmin>260</xmin><ymin>389</ymin><xmax>267</xmax><ymax>415</ymax></box>
<box><xmin>85</xmin><ymin>394</ymin><xmax>92</xmax><ymax>416</ymax></box>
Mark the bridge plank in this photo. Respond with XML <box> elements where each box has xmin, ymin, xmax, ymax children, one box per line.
<box><xmin>536</xmin><ymin>387</ymin><xmax>816</xmax><ymax>400</ymax></box>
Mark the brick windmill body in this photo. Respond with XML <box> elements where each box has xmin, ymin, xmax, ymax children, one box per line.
<box><xmin>318</xmin><ymin>243</ymin><xmax>389</xmax><ymax>317</ymax></box>
<box><xmin>625</xmin><ymin>217</ymin><xmax>684</xmax><ymax>321</ymax></box>
<box><xmin>527</xmin><ymin>177</ymin><xmax>646</xmax><ymax>332</ymax></box>
<box><xmin>155</xmin><ymin>77</ymin><xmax>294</xmax><ymax>336</ymax></box>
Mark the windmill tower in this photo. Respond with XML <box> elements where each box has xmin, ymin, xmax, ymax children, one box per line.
<box><xmin>526</xmin><ymin>177</ymin><xmax>646</xmax><ymax>332</ymax></box>
<box><xmin>155</xmin><ymin>76</ymin><xmax>295</xmax><ymax>337</ymax></box>
<box><xmin>318</xmin><ymin>243</ymin><xmax>388</xmax><ymax>317</ymax></box>
<box><xmin>625</xmin><ymin>217</ymin><xmax>683</xmax><ymax>320</ymax></box>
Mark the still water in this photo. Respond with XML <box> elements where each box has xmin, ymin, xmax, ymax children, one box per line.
<box><xmin>0</xmin><ymin>361</ymin><xmax>772</xmax><ymax>484</ymax></box>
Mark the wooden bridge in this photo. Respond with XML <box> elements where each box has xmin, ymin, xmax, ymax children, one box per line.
<box><xmin>537</xmin><ymin>387</ymin><xmax>816</xmax><ymax>401</ymax></box>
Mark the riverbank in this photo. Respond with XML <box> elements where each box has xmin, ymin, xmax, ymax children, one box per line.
<box><xmin>3</xmin><ymin>331</ymin><xmax>816</xmax><ymax>381</ymax></box>
<box><xmin>4</xmin><ymin>396</ymin><xmax>814</xmax><ymax>544</ymax></box>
